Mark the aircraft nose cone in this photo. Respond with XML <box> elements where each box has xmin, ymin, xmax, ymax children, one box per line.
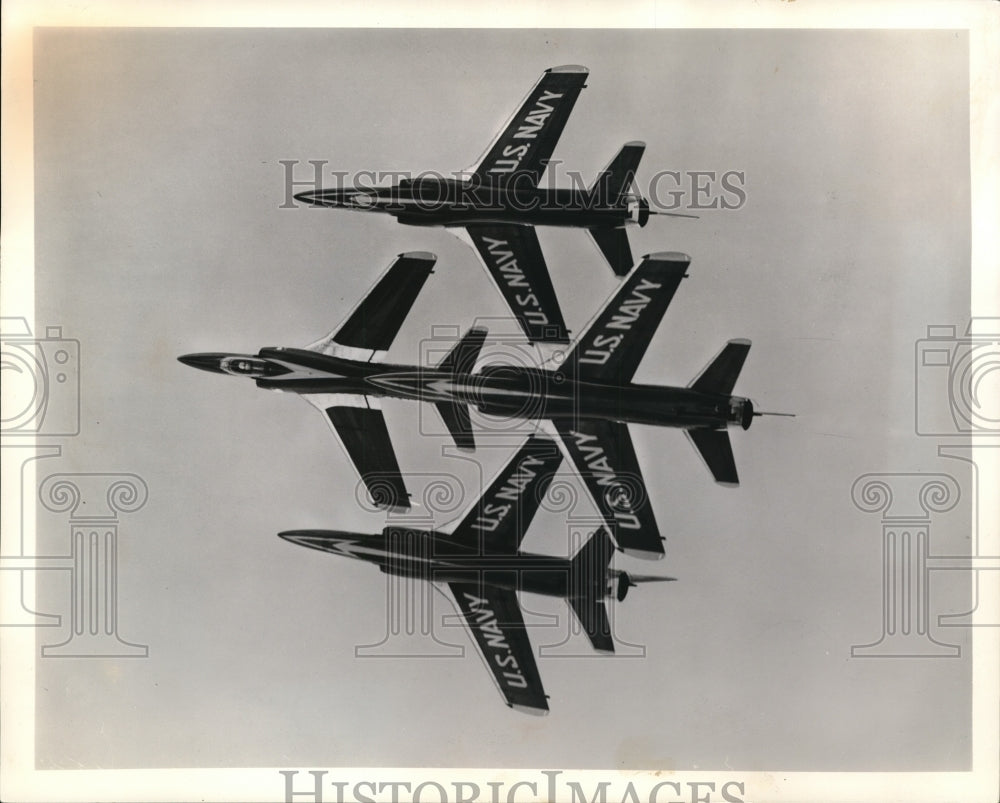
<box><xmin>294</xmin><ymin>189</ymin><xmax>320</xmax><ymax>205</ymax></box>
<box><xmin>177</xmin><ymin>353</ymin><xmax>228</xmax><ymax>374</ymax></box>
<box><xmin>294</xmin><ymin>189</ymin><xmax>344</xmax><ymax>207</ymax></box>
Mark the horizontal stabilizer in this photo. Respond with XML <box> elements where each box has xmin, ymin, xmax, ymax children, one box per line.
<box><xmin>589</xmin><ymin>141</ymin><xmax>646</xmax><ymax>205</ymax></box>
<box><xmin>568</xmin><ymin>529</ymin><xmax>616</xmax><ymax>653</ymax></box>
<box><xmin>686</xmin><ymin>428</ymin><xmax>739</xmax><ymax>487</ymax></box>
<box><xmin>438</xmin><ymin>327</ymin><xmax>488</xmax><ymax>374</ymax></box>
<box><xmin>568</xmin><ymin>596</ymin><xmax>614</xmax><ymax>654</ymax></box>
<box><xmin>435</xmin><ymin>401</ymin><xmax>475</xmax><ymax>452</ymax></box>
<box><xmin>689</xmin><ymin>340</ymin><xmax>751</xmax><ymax>396</ymax></box>
<box><xmin>570</xmin><ymin>528</ymin><xmax>616</xmax><ymax>579</ymax></box>
<box><xmin>433</xmin><ymin>328</ymin><xmax>487</xmax><ymax>451</ymax></box>
<box><xmin>588</xmin><ymin>227</ymin><xmax>633</xmax><ymax>277</ymax></box>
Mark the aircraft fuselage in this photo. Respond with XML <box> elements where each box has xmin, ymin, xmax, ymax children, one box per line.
<box><xmin>295</xmin><ymin>180</ymin><xmax>650</xmax><ymax>229</ymax></box>
<box><xmin>279</xmin><ymin>528</ymin><xmax>609</xmax><ymax>599</ymax></box>
<box><xmin>179</xmin><ymin>346</ymin><xmax>753</xmax><ymax>431</ymax></box>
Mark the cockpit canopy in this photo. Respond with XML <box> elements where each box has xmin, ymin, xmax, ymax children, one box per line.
<box><xmin>349</xmin><ymin>191</ymin><xmax>378</xmax><ymax>208</ymax></box>
<box><xmin>220</xmin><ymin>356</ymin><xmax>288</xmax><ymax>378</ymax></box>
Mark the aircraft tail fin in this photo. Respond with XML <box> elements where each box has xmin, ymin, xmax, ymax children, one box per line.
<box><xmin>437</xmin><ymin>327</ymin><xmax>487</xmax><ymax>374</ymax></box>
<box><xmin>435</xmin><ymin>401</ymin><xmax>475</xmax><ymax>452</ymax></box>
<box><xmin>433</xmin><ymin>327</ymin><xmax>487</xmax><ymax>451</ymax></box>
<box><xmin>568</xmin><ymin>528</ymin><xmax>617</xmax><ymax>653</ymax></box>
<box><xmin>570</xmin><ymin>528</ymin><xmax>616</xmax><ymax>579</ymax></box>
<box><xmin>686</xmin><ymin>427</ymin><xmax>739</xmax><ymax>487</ymax></box>
<box><xmin>587</xmin><ymin>227</ymin><xmax>633</xmax><ymax>276</ymax></box>
<box><xmin>688</xmin><ymin>339</ymin><xmax>751</xmax><ymax>396</ymax></box>
<box><xmin>589</xmin><ymin>141</ymin><xmax>646</xmax><ymax>205</ymax></box>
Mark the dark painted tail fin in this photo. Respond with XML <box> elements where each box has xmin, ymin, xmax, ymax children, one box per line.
<box><xmin>587</xmin><ymin>227</ymin><xmax>633</xmax><ymax>276</ymax></box>
<box><xmin>568</xmin><ymin>529</ymin><xmax>616</xmax><ymax>653</ymax></box>
<box><xmin>434</xmin><ymin>328</ymin><xmax>487</xmax><ymax>451</ymax></box>
<box><xmin>688</xmin><ymin>339</ymin><xmax>751</xmax><ymax>396</ymax></box>
<box><xmin>437</xmin><ymin>327</ymin><xmax>487</xmax><ymax>374</ymax></box>
<box><xmin>686</xmin><ymin>428</ymin><xmax>739</xmax><ymax>487</ymax></box>
<box><xmin>570</xmin><ymin>528</ymin><xmax>616</xmax><ymax>578</ymax></box>
<box><xmin>589</xmin><ymin>141</ymin><xmax>646</xmax><ymax>205</ymax></box>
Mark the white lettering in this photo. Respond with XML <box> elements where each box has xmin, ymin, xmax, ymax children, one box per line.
<box><xmin>570</xmin><ymin>431</ymin><xmax>641</xmax><ymax>530</ymax></box>
<box><xmin>487</xmin><ymin>90</ymin><xmax>565</xmax><ymax>175</ymax></box>
<box><xmin>577</xmin><ymin>280</ymin><xmax>662</xmax><ymax>365</ymax></box>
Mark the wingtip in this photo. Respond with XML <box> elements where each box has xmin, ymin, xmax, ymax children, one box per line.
<box><xmin>377</xmin><ymin>502</ymin><xmax>413</xmax><ymax>514</ymax></box>
<box><xmin>547</xmin><ymin>64</ymin><xmax>588</xmax><ymax>74</ymax></box>
<box><xmin>620</xmin><ymin>547</ymin><xmax>666</xmax><ymax>561</ymax></box>
<box><xmin>398</xmin><ymin>251</ymin><xmax>437</xmax><ymax>263</ymax></box>
<box><xmin>729</xmin><ymin>338</ymin><xmax>752</xmax><ymax>347</ymax></box>
<box><xmin>642</xmin><ymin>251</ymin><xmax>691</xmax><ymax>264</ymax></box>
<box><xmin>624</xmin><ymin>140</ymin><xmax>646</xmax><ymax>149</ymax></box>
<box><xmin>509</xmin><ymin>703</ymin><xmax>550</xmax><ymax>716</ymax></box>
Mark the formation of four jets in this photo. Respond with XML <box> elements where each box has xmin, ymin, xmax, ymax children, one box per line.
<box><xmin>180</xmin><ymin>65</ymin><xmax>785</xmax><ymax>714</ymax></box>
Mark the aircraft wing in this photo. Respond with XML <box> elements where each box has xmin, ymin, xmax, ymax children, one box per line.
<box><xmin>303</xmin><ymin>394</ymin><xmax>410</xmax><ymax>512</ymax></box>
<box><xmin>308</xmin><ymin>252</ymin><xmax>436</xmax><ymax>361</ymax></box>
<box><xmin>470</xmin><ymin>65</ymin><xmax>588</xmax><ymax>187</ymax></box>
<box><xmin>447</xmin><ymin>581</ymin><xmax>548</xmax><ymax>714</ymax></box>
<box><xmin>552</xmin><ymin>418</ymin><xmax>664</xmax><ymax>560</ymax></box>
<box><xmin>460</xmin><ymin>224</ymin><xmax>569</xmax><ymax>343</ymax></box>
<box><xmin>565</xmin><ymin>252</ymin><xmax>689</xmax><ymax>384</ymax></box>
<box><xmin>446</xmin><ymin>435</ymin><xmax>563</xmax><ymax>554</ymax></box>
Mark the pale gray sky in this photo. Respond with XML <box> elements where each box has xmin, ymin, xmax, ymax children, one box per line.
<box><xmin>32</xmin><ymin>28</ymin><xmax>972</xmax><ymax>770</ymax></box>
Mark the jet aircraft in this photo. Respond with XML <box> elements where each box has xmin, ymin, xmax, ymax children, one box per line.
<box><xmin>293</xmin><ymin>65</ymin><xmax>694</xmax><ymax>343</ymax></box>
<box><xmin>279</xmin><ymin>434</ymin><xmax>672</xmax><ymax>714</ymax></box>
<box><xmin>180</xmin><ymin>250</ymin><xmax>784</xmax><ymax>560</ymax></box>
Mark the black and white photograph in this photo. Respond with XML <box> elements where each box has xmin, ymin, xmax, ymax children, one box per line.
<box><xmin>2</xmin><ymin>3</ymin><xmax>998</xmax><ymax>802</ymax></box>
